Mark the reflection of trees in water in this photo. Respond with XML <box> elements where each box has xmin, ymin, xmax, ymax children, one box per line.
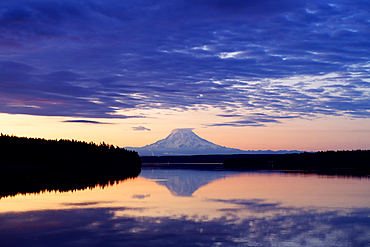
<box><xmin>0</xmin><ymin>172</ymin><xmax>140</xmax><ymax>199</ymax></box>
<box><xmin>0</xmin><ymin>134</ymin><xmax>142</xmax><ymax>198</ymax></box>
<box><xmin>140</xmin><ymin>170</ymin><xmax>238</xmax><ymax>196</ymax></box>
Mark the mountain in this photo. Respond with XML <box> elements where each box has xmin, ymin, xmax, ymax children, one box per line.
<box><xmin>127</xmin><ymin>128</ymin><xmax>248</xmax><ymax>156</ymax></box>
<box><xmin>126</xmin><ymin>128</ymin><xmax>301</xmax><ymax>156</ymax></box>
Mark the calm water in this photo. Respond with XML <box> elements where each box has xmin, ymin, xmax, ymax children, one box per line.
<box><xmin>1</xmin><ymin>169</ymin><xmax>370</xmax><ymax>246</ymax></box>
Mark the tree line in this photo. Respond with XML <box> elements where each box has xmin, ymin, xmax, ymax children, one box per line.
<box><xmin>223</xmin><ymin>150</ymin><xmax>370</xmax><ymax>176</ymax></box>
<box><xmin>0</xmin><ymin>134</ymin><xmax>142</xmax><ymax>198</ymax></box>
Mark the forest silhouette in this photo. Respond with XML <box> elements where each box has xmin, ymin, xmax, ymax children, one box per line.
<box><xmin>0</xmin><ymin>134</ymin><xmax>141</xmax><ymax>198</ymax></box>
<box><xmin>223</xmin><ymin>150</ymin><xmax>370</xmax><ymax>176</ymax></box>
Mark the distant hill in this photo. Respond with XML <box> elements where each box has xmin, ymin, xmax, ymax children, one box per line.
<box><xmin>126</xmin><ymin>128</ymin><xmax>302</xmax><ymax>156</ymax></box>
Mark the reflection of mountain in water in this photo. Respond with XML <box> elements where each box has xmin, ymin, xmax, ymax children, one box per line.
<box><xmin>140</xmin><ymin>169</ymin><xmax>238</xmax><ymax>197</ymax></box>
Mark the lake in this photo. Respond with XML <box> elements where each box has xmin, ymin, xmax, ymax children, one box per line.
<box><xmin>1</xmin><ymin>168</ymin><xmax>370</xmax><ymax>246</ymax></box>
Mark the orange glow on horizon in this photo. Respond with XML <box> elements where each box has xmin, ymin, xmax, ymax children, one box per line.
<box><xmin>0</xmin><ymin>112</ymin><xmax>370</xmax><ymax>152</ymax></box>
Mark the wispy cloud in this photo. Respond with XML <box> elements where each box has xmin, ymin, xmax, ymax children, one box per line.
<box><xmin>63</xmin><ymin>120</ymin><xmax>111</xmax><ymax>124</ymax></box>
<box><xmin>132</xmin><ymin>126</ymin><xmax>151</xmax><ymax>131</ymax></box>
<box><xmin>210</xmin><ymin>114</ymin><xmax>299</xmax><ymax>127</ymax></box>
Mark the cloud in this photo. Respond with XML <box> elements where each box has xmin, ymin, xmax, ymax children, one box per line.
<box><xmin>132</xmin><ymin>126</ymin><xmax>151</xmax><ymax>131</ymax></box>
<box><xmin>0</xmin><ymin>0</ymin><xmax>369</xmax><ymax>123</ymax></box>
<box><xmin>63</xmin><ymin>120</ymin><xmax>111</xmax><ymax>124</ymax></box>
<box><xmin>210</xmin><ymin>114</ymin><xmax>300</xmax><ymax>127</ymax></box>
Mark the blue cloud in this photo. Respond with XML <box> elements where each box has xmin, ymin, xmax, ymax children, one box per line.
<box><xmin>0</xmin><ymin>0</ymin><xmax>369</xmax><ymax>123</ymax></box>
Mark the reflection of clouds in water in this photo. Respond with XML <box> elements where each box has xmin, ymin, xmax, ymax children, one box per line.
<box><xmin>2</xmin><ymin>171</ymin><xmax>370</xmax><ymax>246</ymax></box>
<box><xmin>140</xmin><ymin>169</ymin><xmax>239</xmax><ymax>197</ymax></box>
<box><xmin>212</xmin><ymin>199</ymin><xmax>285</xmax><ymax>214</ymax></box>
<box><xmin>132</xmin><ymin>194</ymin><xmax>150</xmax><ymax>200</ymax></box>
<box><xmin>1</xmin><ymin>205</ymin><xmax>369</xmax><ymax>246</ymax></box>
<box><xmin>62</xmin><ymin>201</ymin><xmax>106</xmax><ymax>206</ymax></box>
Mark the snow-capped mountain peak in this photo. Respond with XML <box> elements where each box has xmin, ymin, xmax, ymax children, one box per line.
<box><xmin>126</xmin><ymin>128</ymin><xmax>248</xmax><ymax>156</ymax></box>
<box><xmin>126</xmin><ymin>128</ymin><xmax>303</xmax><ymax>156</ymax></box>
<box><xmin>125</xmin><ymin>128</ymin><xmax>302</xmax><ymax>156</ymax></box>
<box><xmin>144</xmin><ymin>128</ymin><xmax>221</xmax><ymax>150</ymax></box>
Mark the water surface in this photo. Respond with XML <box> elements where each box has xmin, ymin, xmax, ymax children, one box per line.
<box><xmin>1</xmin><ymin>169</ymin><xmax>370</xmax><ymax>246</ymax></box>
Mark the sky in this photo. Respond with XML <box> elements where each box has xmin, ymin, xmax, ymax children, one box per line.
<box><xmin>1</xmin><ymin>0</ymin><xmax>370</xmax><ymax>151</ymax></box>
